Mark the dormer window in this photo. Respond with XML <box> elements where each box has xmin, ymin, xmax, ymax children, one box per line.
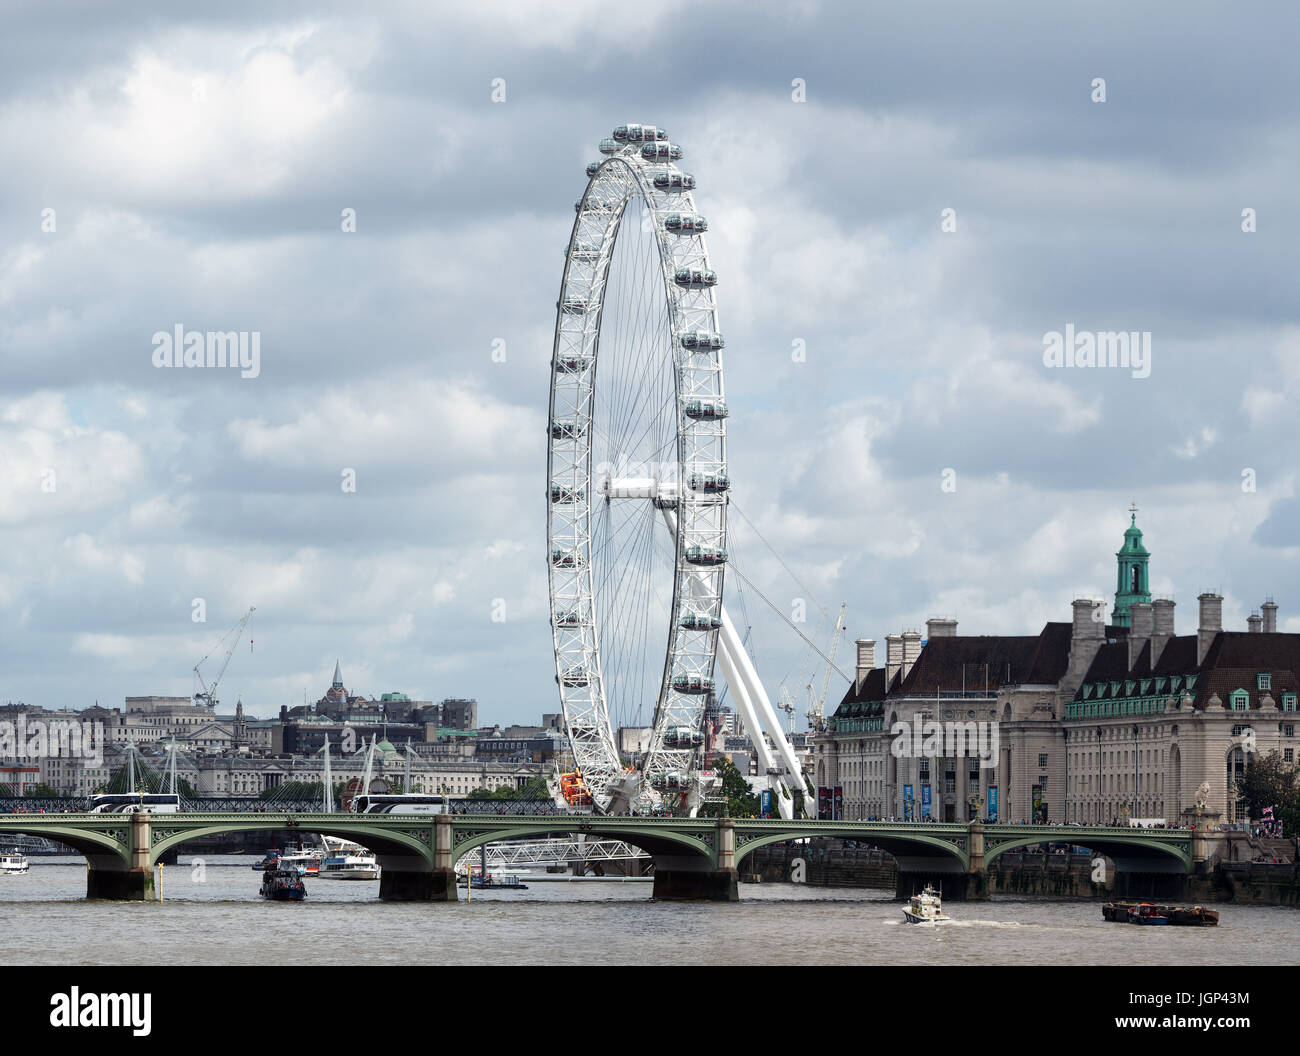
<box><xmin>1230</xmin><ymin>689</ymin><xmax>1250</xmax><ymax>711</ymax></box>
<box><xmin>1258</xmin><ymin>673</ymin><xmax>1272</xmax><ymax>691</ymax></box>
<box><xmin>1283</xmin><ymin>694</ymin><xmax>1297</xmax><ymax>713</ymax></box>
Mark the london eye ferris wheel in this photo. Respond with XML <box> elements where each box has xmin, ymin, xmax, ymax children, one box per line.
<box><xmin>546</xmin><ymin>123</ymin><xmax>731</xmax><ymax>816</ymax></box>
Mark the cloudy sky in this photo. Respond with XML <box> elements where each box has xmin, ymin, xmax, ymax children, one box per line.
<box><xmin>3</xmin><ymin>1</ymin><xmax>1297</xmax><ymax>727</ymax></box>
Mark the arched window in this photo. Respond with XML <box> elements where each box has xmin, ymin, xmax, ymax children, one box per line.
<box><xmin>1228</xmin><ymin>748</ymin><xmax>1248</xmax><ymax>821</ymax></box>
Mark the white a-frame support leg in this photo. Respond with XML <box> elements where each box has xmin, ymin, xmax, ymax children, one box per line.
<box><xmin>716</xmin><ymin>605</ymin><xmax>810</xmax><ymax>820</ymax></box>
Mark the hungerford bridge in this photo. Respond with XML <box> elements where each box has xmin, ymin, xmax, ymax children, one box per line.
<box><xmin>0</xmin><ymin>812</ymin><xmax>1205</xmax><ymax>902</ymax></box>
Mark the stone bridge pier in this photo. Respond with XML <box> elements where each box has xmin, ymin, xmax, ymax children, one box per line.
<box><xmin>893</xmin><ymin>820</ymin><xmax>987</xmax><ymax>901</ymax></box>
<box><xmin>651</xmin><ymin>818</ymin><xmax>738</xmax><ymax>901</ymax></box>
<box><xmin>380</xmin><ymin>814</ymin><xmax>456</xmax><ymax>901</ymax></box>
<box><xmin>86</xmin><ymin>811</ymin><xmax>155</xmax><ymax>901</ymax></box>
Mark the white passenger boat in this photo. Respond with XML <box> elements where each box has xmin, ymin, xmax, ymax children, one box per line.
<box><xmin>0</xmin><ymin>849</ymin><xmax>30</xmax><ymax>875</ymax></box>
<box><xmin>278</xmin><ymin>849</ymin><xmax>323</xmax><ymax>876</ymax></box>
<box><xmin>902</xmin><ymin>883</ymin><xmax>951</xmax><ymax>924</ymax></box>
<box><xmin>316</xmin><ymin>837</ymin><xmax>380</xmax><ymax>881</ymax></box>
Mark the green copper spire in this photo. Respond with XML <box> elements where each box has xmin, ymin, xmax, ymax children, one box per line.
<box><xmin>1113</xmin><ymin>504</ymin><xmax>1151</xmax><ymax>628</ymax></box>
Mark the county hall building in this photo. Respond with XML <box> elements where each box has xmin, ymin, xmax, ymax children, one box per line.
<box><xmin>813</xmin><ymin>513</ymin><xmax>1297</xmax><ymax>827</ymax></box>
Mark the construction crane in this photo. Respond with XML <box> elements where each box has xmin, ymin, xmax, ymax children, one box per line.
<box><xmin>193</xmin><ymin>606</ymin><xmax>255</xmax><ymax>711</ymax></box>
<box><xmin>776</xmin><ymin>683</ymin><xmax>798</xmax><ymax>736</ymax></box>
<box><xmin>806</xmin><ymin>603</ymin><xmax>847</xmax><ymax>734</ymax></box>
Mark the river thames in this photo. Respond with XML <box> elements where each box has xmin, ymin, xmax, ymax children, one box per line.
<box><xmin>1</xmin><ymin>855</ymin><xmax>1298</xmax><ymax>966</ymax></box>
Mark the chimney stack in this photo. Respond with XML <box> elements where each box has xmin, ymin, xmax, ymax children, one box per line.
<box><xmin>1062</xmin><ymin>598</ymin><xmax>1106</xmax><ymax>700</ymax></box>
<box><xmin>1197</xmin><ymin>592</ymin><xmax>1222</xmax><ymax>666</ymax></box>
<box><xmin>1262</xmin><ymin>600</ymin><xmax>1279</xmax><ymax>633</ymax></box>
<box><xmin>1151</xmin><ymin>598</ymin><xmax>1175</xmax><ymax>666</ymax></box>
<box><xmin>885</xmin><ymin>634</ymin><xmax>904</xmax><ymax>686</ymax></box>
<box><xmin>1129</xmin><ymin>602</ymin><xmax>1153</xmax><ymax>670</ymax></box>
<box><xmin>1248</xmin><ymin>613</ymin><xmax>1263</xmax><ymax>634</ymax></box>
<box><xmin>926</xmin><ymin>618</ymin><xmax>958</xmax><ymax>638</ymax></box>
<box><xmin>855</xmin><ymin>638</ymin><xmax>876</xmax><ymax>692</ymax></box>
<box><xmin>901</xmin><ymin>631</ymin><xmax>923</xmax><ymax>679</ymax></box>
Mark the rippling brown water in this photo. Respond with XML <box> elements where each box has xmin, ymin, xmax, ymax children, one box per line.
<box><xmin>1</xmin><ymin>856</ymin><xmax>1295</xmax><ymax>966</ymax></box>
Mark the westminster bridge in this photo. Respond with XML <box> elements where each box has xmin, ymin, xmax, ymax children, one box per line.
<box><xmin>0</xmin><ymin>812</ymin><xmax>1205</xmax><ymax>901</ymax></box>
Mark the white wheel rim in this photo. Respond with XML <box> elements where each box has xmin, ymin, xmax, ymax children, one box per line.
<box><xmin>547</xmin><ymin>126</ymin><xmax>728</xmax><ymax>813</ymax></box>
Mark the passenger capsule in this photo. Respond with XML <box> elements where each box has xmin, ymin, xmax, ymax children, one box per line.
<box><xmin>663</xmin><ymin>727</ymin><xmax>704</xmax><ymax>749</ymax></box>
<box><xmin>641</xmin><ymin>141</ymin><xmax>683</xmax><ymax>161</ymax></box>
<box><xmin>685</xmin><ymin>545</ymin><xmax>726</xmax><ymax>567</ymax></box>
<box><xmin>684</xmin><ymin>398</ymin><xmax>728</xmax><ymax>421</ymax></box>
<box><xmin>680</xmin><ymin>612</ymin><xmax>723</xmax><ymax>631</ymax></box>
<box><xmin>688</xmin><ymin>473</ymin><xmax>730</xmax><ymax>494</ymax></box>
<box><xmin>566</xmin><ymin>243</ymin><xmax>601</xmax><ymax>263</ymax></box>
<box><xmin>653</xmin><ymin>770</ymin><xmax>690</xmax><ymax>791</ymax></box>
<box><xmin>663</xmin><ymin>213</ymin><xmax>707</xmax><ymax>234</ymax></box>
<box><xmin>613</xmin><ymin>123</ymin><xmax>668</xmax><ymax>143</ymax></box>
<box><xmin>674</xmin><ymin>267</ymin><xmax>717</xmax><ymax>289</ymax></box>
<box><xmin>551</xmin><ymin>547</ymin><xmax>583</xmax><ymax>568</ymax></box>
<box><xmin>555</xmin><ymin>354</ymin><xmax>592</xmax><ymax>374</ymax></box>
<box><xmin>554</xmin><ymin>609</ymin><xmax>583</xmax><ymax>627</ymax></box>
<box><xmin>680</xmin><ymin>331</ymin><xmax>724</xmax><ymax>352</ymax></box>
<box><xmin>559</xmin><ymin>297</ymin><xmax>589</xmax><ymax>315</ymax></box>
<box><xmin>670</xmin><ymin>673</ymin><xmax>714</xmax><ymax>695</ymax></box>
<box><xmin>575</xmin><ymin>196</ymin><xmax>620</xmax><ymax>213</ymax></box>
<box><xmin>585</xmin><ymin>160</ymin><xmax>602</xmax><ymax>178</ymax></box>
<box><xmin>550</xmin><ymin>483</ymin><xmax>584</xmax><ymax>504</ymax></box>
<box><xmin>550</xmin><ymin>420</ymin><xmax>586</xmax><ymax>440</ymax></box>
<box><xmin>652</xmin><ymin>171</ymin><xmax>696</xmax><ymax>192</ymax></box>
<box><xmin>598</xmin><ymin>138</ymin><xmax>619</xmax><ymax>155</ymax></box>
<box><xmin>559</xmin><ymin>667</ymin><xmax>590</xmax><ymax>688</ymax></box>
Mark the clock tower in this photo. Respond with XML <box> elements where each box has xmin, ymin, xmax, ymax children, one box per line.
<box><xmin>1113</xmin><ymin>505</ymin><xmax>1151</xmax><ymax>628</ymax></box>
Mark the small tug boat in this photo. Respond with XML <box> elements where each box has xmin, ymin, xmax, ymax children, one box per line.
<box><xmin>903</xmin><ymin>883</ymin><xmax>951</xmax><ymax>924</ymax></box>
<box><xmin>259</xmin><ymin>866</ymin><xmax>306</xmax><ymax>901</ymax></box>
<box><xmin>1102</xmin><ymin>901</ymin><xmax>1218</xmax><ymax>926</ymax></box>
<box><xmin>1127</xmin><ymin>902</ymin><xmax>1169</xmax><ymax>925</ymax></box>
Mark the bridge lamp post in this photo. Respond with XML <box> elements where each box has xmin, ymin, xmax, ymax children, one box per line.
<box><xmin>967</xmin><ymin>792</ymin><xmax>983</xmax><ymax>823</ymax></box>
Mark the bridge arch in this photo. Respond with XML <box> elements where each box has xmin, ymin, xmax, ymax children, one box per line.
<box><xmin>983</xmin><ymin>832</ymin><xmax>1191</xmax><ymax>872</ymax></box>
<box><xmin>733</xmin><ymin>825</ymin><xmax>969</xmax><ymax>871</ymax></box>
<box><xmin>0</xmin><ymin>821</ymin><xmax>131</xmax><ymax>865</ymax></box>
<box><xmin>147</xmin><ymin>817</ymin><xmax>434</xmax><ymax>865</ymax></box>
<box><xmin>449</xmin><ymin>823</ymin><xmax>713</xmax><ymax>866</ymax></box>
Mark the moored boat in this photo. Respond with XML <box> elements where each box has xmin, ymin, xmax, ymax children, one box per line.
<box><xmin>316</xmin><ymin>837</ymin><xmax>380</xmax><ymax>881</ymax></box>
<box><xmin>458</xmin><ymin>868</ymin><xmax>529</xmax><ymax>890</ymax></box>
<box><xmin>0</xmin><ymin>849</ymin><xmax>30</xmax><ymax>875</ymax></box>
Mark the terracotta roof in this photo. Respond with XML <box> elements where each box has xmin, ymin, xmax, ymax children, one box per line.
<box><xmin>833</xmin><ymin>621</ymin><xmax>1118</xmax><ymax>715</ymax></box>
<box><xmin>831</xmin><ymin>667</ymin><xmax>888</xmax><ymax>718</ymax></box>
<box><xmin>1194</xmin><ymin>632</ymin><xmax>1300</xmax><ymax>710</ymax></box>
<box><xmin>1073</xmin><ymin>631</ymin><xmax>1300</xmax><ymax>711</ymax></box>
<box><xmin>896</xmin><ymin>623</ymin><xmax>1077</xmax><ymax>694</ymax></box>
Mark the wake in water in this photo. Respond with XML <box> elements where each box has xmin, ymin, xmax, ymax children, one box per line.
<box><xmin>886</xmin><ymin>918</ymin><xmax>1026</xmax><ymax>928</ymax></box>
